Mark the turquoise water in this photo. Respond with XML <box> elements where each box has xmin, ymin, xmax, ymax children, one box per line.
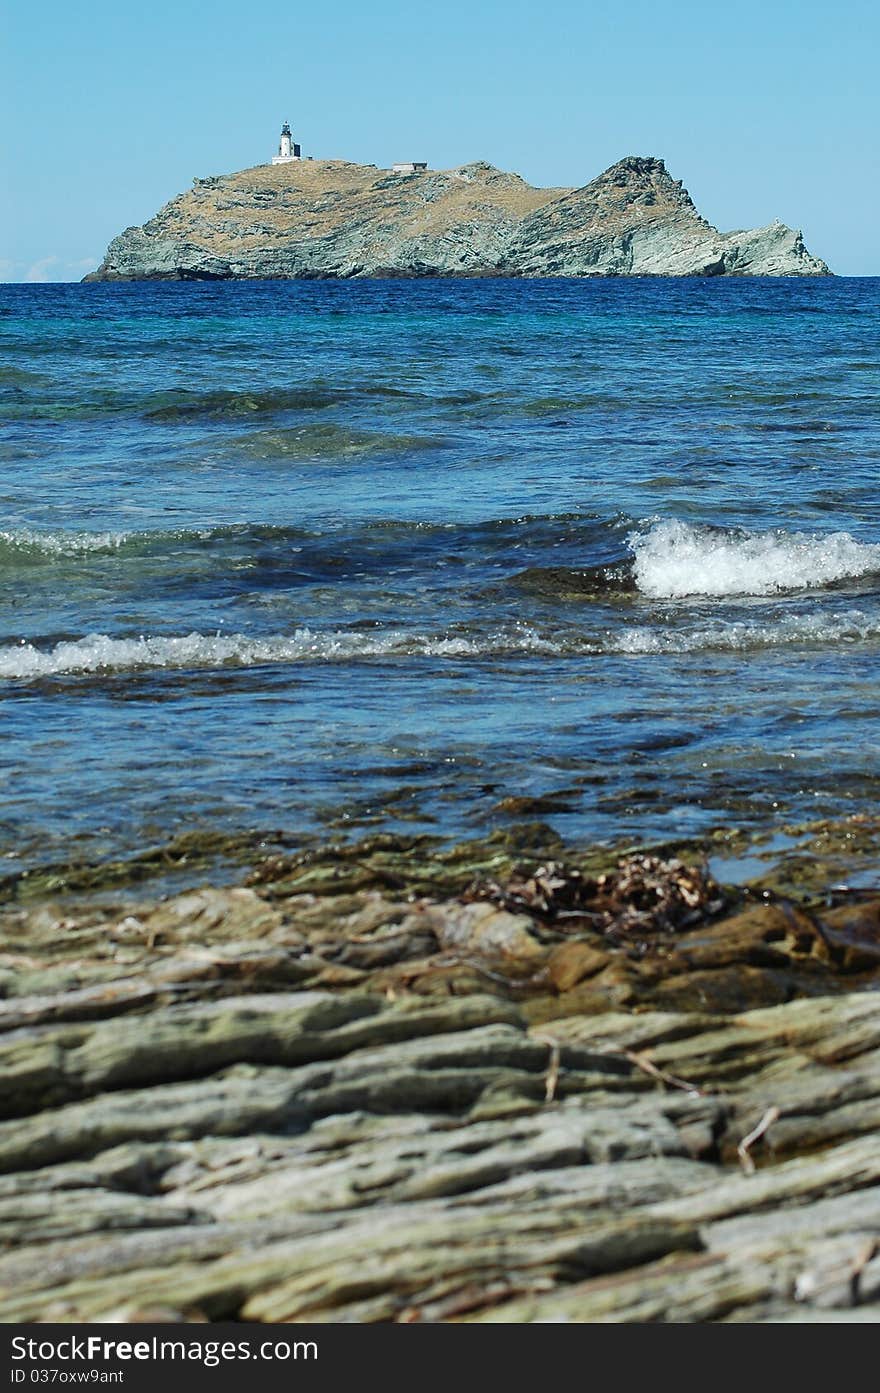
<box><xmin>1</xmin><ymin>278</ymin><xmax>879</xmax><ymax>875</ymax></box>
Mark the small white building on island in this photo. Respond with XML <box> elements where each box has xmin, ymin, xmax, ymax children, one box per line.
<box><xmin>272</xmin><ymin>122</ymin><xmax>302</xmax><ymax>164</ymax></box>
<box><xmin>268</xmin><ymin>124</ymin><xmax>427</xmax><ymax>172</ymax></box>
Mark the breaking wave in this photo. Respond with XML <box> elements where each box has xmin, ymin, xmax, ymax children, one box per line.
<box><xmin>4</xmin><ymin>605</ymin><xmax>880</xmax><ymax>679</ymax></box>
<box><xmin>0</xmin><ymin>527</ymin><xmax>139</xmax><ymax>560</ymax></box>
<box><xmin>614</xmin><ymin>609</ymin><xmax>880</xmax><ymax>654</ymax></box>
<box><xmin>630</xmin><ymin>520</ymin><xmax>880</xmax><ymax>598</ymax></box>
<box><xmin>0</xmin><ymin>626</ymin><xmax>564</xmax><ymax>678</ymax></box>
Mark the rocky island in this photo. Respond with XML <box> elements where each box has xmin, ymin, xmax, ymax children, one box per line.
<box><xmin>85</xmin><ymin>155</ymin><xmax>830</xmax><ymax>281</ymax></box>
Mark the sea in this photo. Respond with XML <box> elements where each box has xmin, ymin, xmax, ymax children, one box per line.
<box><xmin>1</xmin><ymin>277</ymin><xmax>879</xmax><ymax>883</ymax></box>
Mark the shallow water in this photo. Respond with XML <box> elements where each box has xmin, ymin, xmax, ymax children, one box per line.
<box><xmin>1</xmin><ymin>278</ymin><xmax>879</xmax><ymax>874</ymax></box>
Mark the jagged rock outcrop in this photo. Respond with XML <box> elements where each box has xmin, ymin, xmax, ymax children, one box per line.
<box><xmin>86</xmin><ymin>155</ymin><xmax>830</xmax><ymax>281</ymax></box>
<box><xmin>509</xmin><ymin>156</ymin><xmax>828</xmax><ymax>277</ymax></box>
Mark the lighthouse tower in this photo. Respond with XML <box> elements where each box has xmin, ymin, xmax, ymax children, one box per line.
<box><xmin>272</xmin><ymin>121</ymin><xmax>302</xmax><ymax>164</ymax></box>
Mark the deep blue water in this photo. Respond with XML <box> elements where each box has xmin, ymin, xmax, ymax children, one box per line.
<box><xmin>1</xmin><ymin>278</ymin><xmax>879</xmax><ymax>875</ymax></box>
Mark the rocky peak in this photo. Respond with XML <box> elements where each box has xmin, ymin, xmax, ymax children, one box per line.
<box><xmin>607</xmin><ymin>154</ymin><xmax>668</xmax><ymax>178</ymax></box>
<box><xmin>576</xmin><ymin>154</ymin><xmax>697</xmax><ymax>216</ymax></box>
<box><xmin>455</xmin><ymin>161</ymin><xmax>502</xmax><ymax>178</ymax></box>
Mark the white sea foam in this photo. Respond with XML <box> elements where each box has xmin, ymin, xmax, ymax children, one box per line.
<box><xmin>614</xmin><ymin>609</ymin><xmax>880</xmax><ymax>654</ymax></box>
<box><xmin>0</xmin><ymin>525</ymin><xmax>242</xmax><ymax>559</ymax></box>
<box><xmin>0</xmin><ymin>626</ymin><xmax>562</xmax><ymax>679</ymax></box>
<box><xmin>4</xmin><ymin>602</ymin><xmax>879</xmax><ymax>679</ymax></box>
<box><xmin>0</xmin><ymin>527</ymin><xmax>134</xmax><ymax>558</ymax></box>
<box><xmin>629</xmin><ymin>519</ymin><xmax>880</xmax><ymax>598</ymax></box>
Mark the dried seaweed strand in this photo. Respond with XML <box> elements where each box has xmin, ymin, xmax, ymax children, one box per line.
<box><xmin>737</xmin><ymin>1105</ymin><xmax>780</xmax><ymax>1174</ymax></box>
<box><xmin>532</xmin><ymin>1032</ymin><xmax>562</xmax><ymax>1103</ymax></box>
<box><xmin>622</xmin><ymin>1048</ymin><xmax>705</xmax><ymax>1097</ymax></box>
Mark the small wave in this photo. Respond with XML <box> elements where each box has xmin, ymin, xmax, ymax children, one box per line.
<box><xmin>4</xmin><ymin>603</ymin><xmax>879</xmax><ymax>678</ymax></box>
<box><xmin>615</xmin><ymin>609</ymin><xmax>880</xmax><ymax>654</ymax></box>
<box><xmin>0</xmin><ymin>626</ymin><xmax>564</xmax><ymax>679</ymax></box>
<box><xmin>630</xmin><ymin>520</ymin><xmax>880</xmax><ymax>598</ymax></box>
<box><xmin>0</xmin><ymin>513</ymin><xmax>610</xmax><ymax>571</ymax></box>
<box><xmin>0</xmin><ymin>528</ymin><xmax>136</xmax><ymax>560</ymax></box>
<box><xmin>0</xmin><ymin>523</ymin><xmax>319</xmax><ymax>566</ymax></box>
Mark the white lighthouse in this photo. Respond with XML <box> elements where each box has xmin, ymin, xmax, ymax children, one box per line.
<box><xmin>272</xmin><ymin>121</ymin><xmax>302</xmax><ymax>164</ymax></box>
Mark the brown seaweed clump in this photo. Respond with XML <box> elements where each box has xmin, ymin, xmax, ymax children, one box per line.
<box><xmin>469</xmin><ymin>854</ymin><xmax>727</xmax><ymax>943</ymax></box>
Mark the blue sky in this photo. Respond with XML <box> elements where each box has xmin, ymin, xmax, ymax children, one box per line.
<box><xmin>3</xmin><ymin>0</ymin><xmax>878</xmax><ymax>279</ymax></box>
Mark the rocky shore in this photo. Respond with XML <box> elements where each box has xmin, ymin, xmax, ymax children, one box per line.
<box><xmin>85</xmin><ymin>156</ymin><xmax>829</xmax><ymax>281</ymax></box>
<box><xmin>2</xmin><ymin>821</ymin><xmax>879</xmax><ymax>1323</ymax></box>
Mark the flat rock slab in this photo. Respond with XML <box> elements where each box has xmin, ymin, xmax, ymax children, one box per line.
<box><xmin>1</xmin><ymin>857</ymin><xmax>879</xmax><ymax>1322</ymax></box>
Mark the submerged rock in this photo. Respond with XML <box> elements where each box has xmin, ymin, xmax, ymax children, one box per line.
<box><xmin>85</xmin><ymin>155</ymin><xmax>829</xmax><ymax>281</ymax></box>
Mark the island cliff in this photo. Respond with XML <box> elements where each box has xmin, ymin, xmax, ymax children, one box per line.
<box><xmin>85</xmin><ymin>155</ymin><xmax>830</xmax><ymax>281</ymax></box>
